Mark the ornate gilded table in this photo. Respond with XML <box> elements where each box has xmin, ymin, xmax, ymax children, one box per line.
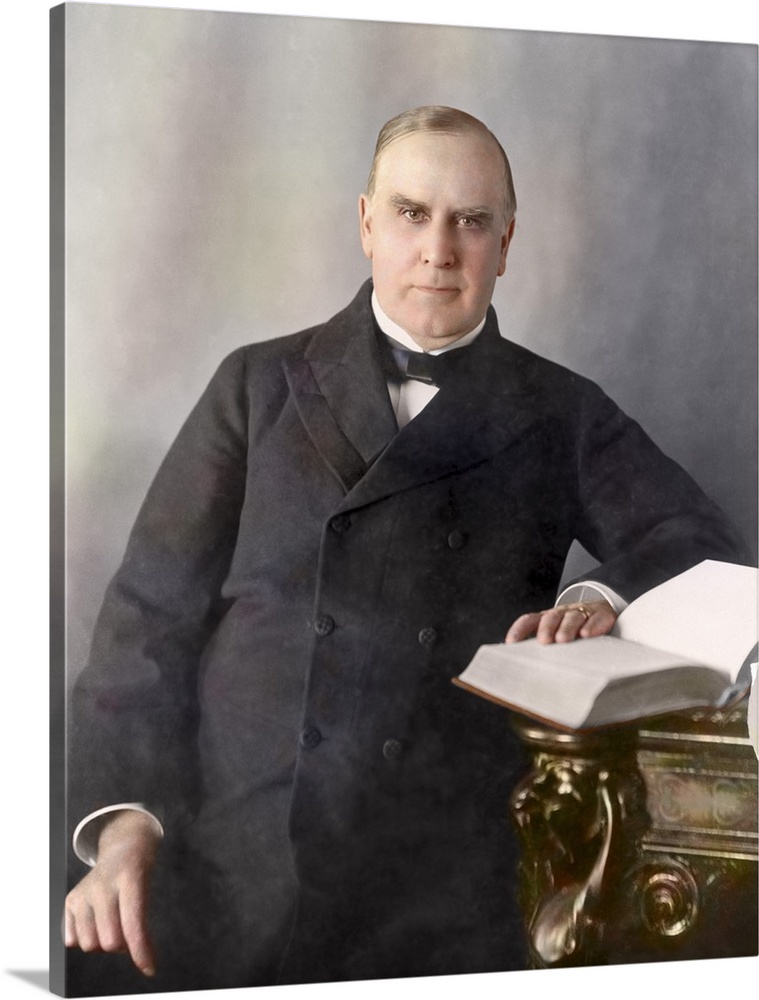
<box><xmin>511</xmin><ymin>702</ymin><xmax>758</xmax><ymax>967</ymax></box>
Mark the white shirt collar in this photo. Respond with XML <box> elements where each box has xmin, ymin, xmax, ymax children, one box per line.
<box><xmin>371</xmin><ymin>290</ymin><xmax>485</xmax><ymax>355</ymax></box>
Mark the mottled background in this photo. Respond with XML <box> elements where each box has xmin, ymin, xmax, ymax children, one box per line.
<box><xmin>62</xmin><ymin>3</ymin><xmax>757</xmax><ymax>682</ymax></box>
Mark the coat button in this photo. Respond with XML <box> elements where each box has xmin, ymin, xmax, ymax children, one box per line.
<box><xmin>330</xmin><ymin>514</ymin><xmax>351</xmax><ymax>534</ymax></box>
<box><xmin>300</xmin><ymin>725</ymin><xmax>322</xmax><ymax>750</ymax></box>
<box><xmin>313</xmin><ymin>614</ymin><xmax>335</xmax><ymax>636</ymax></box>
<box><xmin>447</xmin><ymin>530</ymin><xmax>465</xmax><ymax>549</ymax></box>
<box><xmin>382</xmin><ymin>738</ymin><xmax>403</xmax><ymax>761</ymax></box>
<box><xmin>418</xmin><ymin>627</ymin><xmax>437</xmax><ymax>648</ymax></box>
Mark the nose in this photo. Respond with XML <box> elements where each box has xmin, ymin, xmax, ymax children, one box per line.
<box><xmin>421</xmin><ymin>221</ymin><xmax>456</xmax><ymax>268</ymax></box>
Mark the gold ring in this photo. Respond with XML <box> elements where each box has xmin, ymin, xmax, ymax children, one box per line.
<box><xmin>576</xmin><ymin>605</ymin><xmax>591</xmax><ymax>621</ymax></box>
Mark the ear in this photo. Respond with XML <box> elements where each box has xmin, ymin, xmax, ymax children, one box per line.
<box><xmin>497</xmin><ymin>217</ymin><xmax>516</xmax><ymax>277</ymax></box>
<box><xmin>358</xmin><ymin>193</ymin><xmax>373</xmax><ymax>260</ymax></box>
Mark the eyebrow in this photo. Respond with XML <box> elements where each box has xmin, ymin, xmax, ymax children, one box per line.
<box><xmin>390</xmin><ymin>194</ymin><xmax>430</xmax><ymax>213</ymax></box>
<box><xmin>389</xmin><ymin>194</ymin><xmax>495</xmax><ymax>224</ymax></box>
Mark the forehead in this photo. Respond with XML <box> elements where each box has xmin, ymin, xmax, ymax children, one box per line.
<box><xmin>372</xmin><ymin>130</ymin><xmax>506</xmax><ymax>208</ymax></box>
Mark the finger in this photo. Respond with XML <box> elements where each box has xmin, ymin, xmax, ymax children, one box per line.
<box><xmin>92</xmin><ymin>885</ymin><xmax>128</xmax><ymax>955</ymax></box>
<box><xmin>535</xmin><ymin>607</ymin><xmax>570</xmax><ymax>644</ymax></box>
<box><xmin>553</xmin><ymin>609</ymin><xmax>586</xmax><ymax>644</ymax></box>
<box><xmin>66</xmin><ymin>899</ymin><xmax>102</xmax><ymax>953</ymax></box>
<box><xmin>63</xmin><ymin>902</ymin><xmax>78</xmax><ymax>948</ymax></box>
<box><xmin>119</xmin><ymin>879</ymin><xmax>157</xmax><ymax>977</ymax></box>
<box><xmin>579</xmin><ymin>605</ymin><xmax>617</xmax><ymax>638</ymax></box>
<box><xmin>505</xmin><ymin>612</ymin><xmax>541</xmax><ymax>643</ymax></box>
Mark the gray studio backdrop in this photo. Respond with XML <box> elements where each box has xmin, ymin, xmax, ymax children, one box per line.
<box><xmin>62</xmin><ymin>3</ymin><xmax>758</xmax><ymax>685</ymax></box>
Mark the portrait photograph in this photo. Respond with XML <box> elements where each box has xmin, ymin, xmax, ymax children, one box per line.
<box><xmin>42</xmin><ymin>3</ymin><xmax>757</xmax><ymax>1000</ymax></box>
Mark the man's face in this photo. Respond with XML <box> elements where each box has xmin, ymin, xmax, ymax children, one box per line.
<box><xmin>359</xmin><ymin>130</ymin><xmax>515</xmax><ymax>350</ymax></box>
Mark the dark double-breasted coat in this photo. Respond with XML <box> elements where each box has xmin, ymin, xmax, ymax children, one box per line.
<box><xmin>71</xmin><ymin>281</ymin><xmax>747</xmax><ymax>989</ymax></box>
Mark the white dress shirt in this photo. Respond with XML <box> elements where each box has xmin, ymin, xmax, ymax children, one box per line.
<box><xmin>372</xmin><ymin>290</ymin><xmax>485</xmax><ymax>429</ymax></box>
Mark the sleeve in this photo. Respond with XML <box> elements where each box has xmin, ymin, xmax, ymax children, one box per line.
<box><xmin>69</xmin><ymin>348</ymin><xmax>251</xmax><ymax>836</ymax></box>
<box><xmin>568</xmin><ymin>383</ymin><xmax>752</xmax><ymax>603</ymax></box>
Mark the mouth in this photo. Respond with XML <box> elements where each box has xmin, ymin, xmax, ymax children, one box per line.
<box><xmin>414</xmin><ymin>285</ymin><xmax>459</xmax><ymax>295</ymax></box>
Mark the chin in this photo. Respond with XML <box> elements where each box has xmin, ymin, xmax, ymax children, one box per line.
<box><xmin>422</xmin><ymin>320</ymin><xmax>470</xmax><ymax>344</ymax></box>
<box><xmin>426</xmin><ymin>329</ymin><xmax>464</xmax><ymax>343</ymax></box>
<box><xmin>405</xmin><ymin>310</ymin><xmax>461</xmax><ymax>338</ymax></box>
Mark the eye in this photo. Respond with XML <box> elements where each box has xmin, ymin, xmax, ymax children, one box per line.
<box><xmin>401</xmin><ymin>208</ymin><xmax>425</xmax><ymax>223</ymax></box>
<box><xmin>458</xmin><ymin>215</ymin><xmax>483</xmax><ymax>229</ymax></box>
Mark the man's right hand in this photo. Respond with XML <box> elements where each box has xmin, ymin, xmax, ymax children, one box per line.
<box><xmin>64</xmin><ymin>810</ymin><xmax>162</xmax><ymax>977</ymax></box>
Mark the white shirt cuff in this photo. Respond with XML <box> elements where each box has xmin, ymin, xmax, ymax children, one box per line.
<box><xmin>556</xmin><ymin>580</ymin><xmax>628</xmax><ymax>616</ymax></box>
<box><xmin>73</xmin><ymin>803</ymin><xmax>164</xmax><ymax>867</ymax></box>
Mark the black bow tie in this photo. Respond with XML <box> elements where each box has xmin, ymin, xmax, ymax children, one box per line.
<box><xmin>382</xmin><ymin>336</ymin><xmax>469</xmax><ymax>388</ymax></box>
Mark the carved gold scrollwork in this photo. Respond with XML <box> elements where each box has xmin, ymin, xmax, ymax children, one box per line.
<box><xmin>512</xmin><ymin>706</ymin><xmax>756</xmax><ymax>965</ymax></box>
<box><xmin>510</xmin><ymin>719</ymin><xmax>648</xmax><ymax>967</ymax></box>
<box><xmin>530</xmin><ymin>774</ymin><xmax>615</xmax><ymax>964</ymax></box>
<box><xmin>513</xmin><ymin>756</ymin><xmax>621</xmax><ymax>965</ymax></box>
<box><xmin>636</xmin><ymin>861</ymin><xmax>699</xmax><ymax>937</ymax></box>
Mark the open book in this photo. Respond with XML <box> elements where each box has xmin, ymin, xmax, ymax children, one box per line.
<box><xmin>453</xmin><ymin>560</ymin><xmax>758</xmax><ymax>732</ymax></box>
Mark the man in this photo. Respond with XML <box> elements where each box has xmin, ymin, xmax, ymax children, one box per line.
<box><xmin>65</xmin><ymin>107</ymin><xmax>747</xmax><ymax>990</ymax></box>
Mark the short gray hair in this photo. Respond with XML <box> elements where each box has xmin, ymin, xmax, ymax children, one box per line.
<box><xmin>366</xmin><ymin>105</ymin><xmax>517</xmax><ymax>222</ymax></box>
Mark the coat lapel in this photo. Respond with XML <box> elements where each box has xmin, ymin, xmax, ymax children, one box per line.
<box><xmin>285</xmin><ymin>282</ymin><xmax>545</xmax><ymax>507</ymax></box>
<box><xmin>336</xmin><ymin>310</ymin><xmax>545</xmax><ymax>512</ymax></box>
<box><xmin>283</xmin><ymin>283</ymin><xmax>398</xmax><ymax>493</ymax></box>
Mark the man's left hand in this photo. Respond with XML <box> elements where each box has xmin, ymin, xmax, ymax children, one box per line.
<box><xmin>505</xmin><ymin>599</ymin><xmax>617</xmax><ymax>644</ymax></box>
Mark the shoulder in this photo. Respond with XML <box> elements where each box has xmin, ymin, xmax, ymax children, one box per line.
<box><xmin>215</xmin><ymin>327</ymin><xmax>316</xmax><ymax>382</ymax></box>
<box><xmin>488</xmin><ymin>330</ymin><xmax>612</xmax><ymax>414</ymax></box>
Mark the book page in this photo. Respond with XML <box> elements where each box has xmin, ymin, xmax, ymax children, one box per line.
<box><xmin>457</xmin><ymin>636</ymin><xmax>712</xmax><ymax>730</ymax></box>
<box><xmin>613</xmin><ymin>560</ymin><xmax>757</xmax><ymax>679</ymax></box>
